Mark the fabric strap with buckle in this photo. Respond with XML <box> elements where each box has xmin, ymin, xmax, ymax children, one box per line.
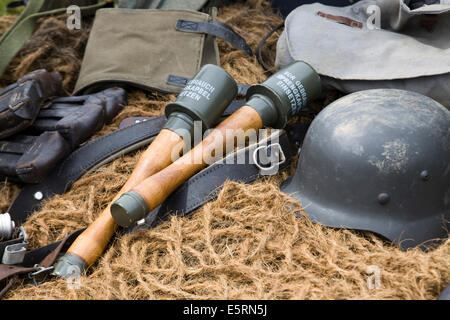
<box><xmin>175</xmin><ymin>19</ymin><xmax>253</xmax><ymax>57</ymax></box>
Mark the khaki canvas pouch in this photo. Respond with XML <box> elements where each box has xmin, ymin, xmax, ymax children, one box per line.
<box><xmin>74</xmin><ymin>8</ymin><xmax>222</xmax><ymax>94</ymax></box>
<box><xmin>275</xmin><ymin>0</ymin><xmax>450</xmax><ymax>109</ymax></box>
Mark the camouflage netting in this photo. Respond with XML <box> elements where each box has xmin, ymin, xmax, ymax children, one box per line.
<box><xmin>0</xmin><ymin>1</ymin><xmax>448</xmax><ymax>300</ymax></box>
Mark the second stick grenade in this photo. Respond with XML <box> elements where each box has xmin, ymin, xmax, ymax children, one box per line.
<box><xmin>111</xmin><ymin>61</ymin><xmax>322</xmax><ymax>227</ymax></box>
<box><xmin>53</xmin><ymin>65</ymin><xmax>238</xmax><ymax>277</ymax></box>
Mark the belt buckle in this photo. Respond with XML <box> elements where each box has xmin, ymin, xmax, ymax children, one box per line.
<box><xmin>252</xmin><ymin>142</ymin><xmax>286</xmax><ymax>176</ymax></box>
<box><xmin>28</xmin><ymin>265</ymin><xmax>55</xmax><ymax>286</ymax></box>
<box><xmin>1</xmin><ymin>227</ymin><xmax>28</xmax><ymax>265</ymax></box>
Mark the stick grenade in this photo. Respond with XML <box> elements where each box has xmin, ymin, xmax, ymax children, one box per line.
<box><xmin>53</xmin><ymin>65</ymin><xmax>238</xmax><ymax>277</ymax></box>
<box><xmin>110</xmin><ymin>61</ymin><xmax>322</xmax><ymax>228</ymax></box>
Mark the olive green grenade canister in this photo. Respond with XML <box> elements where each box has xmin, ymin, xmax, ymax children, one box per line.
<box><xmin>246</xmin><ymin>61</ymin><xmax>321</xmax><ymax>128</ymax></box>
<box><xmin>164</xmin><ymin>64</ymin><xmax>238</xmax><ymax>137</ymax></box>
<box><xmin>110</xmin><ymin>191</ymin><xmax>150</xmax><ymax>228</ymax></box>
<box><xmin>53</xmin><ymin>253</ymin><xmax>86</xmax><ymax>279</ymax></box>
<box><xmin>110</xmin><ymin>65</ymin><xmax>237</xmax><ymax>226</ymax></box>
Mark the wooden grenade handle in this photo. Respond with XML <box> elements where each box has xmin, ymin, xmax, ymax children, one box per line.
<box><xmin>111</xmin><ymin>106</ymin><xmax>264</xmax><ymax>226</ymax></box>
<box><xmin>64</xmin><ymin>129</ymin><xmax>184</xmax><ymax>266</ymax></box>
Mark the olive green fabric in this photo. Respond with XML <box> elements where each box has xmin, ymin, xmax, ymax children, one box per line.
<box><xmin>74</xmin><ymin>9</ymin><xmax>221</xmax><ymax>94</ymax></box>
<box><xmin>0</xmin><ymin>0</ymin><xmax>105</xmax><ymax>76</ymax></box>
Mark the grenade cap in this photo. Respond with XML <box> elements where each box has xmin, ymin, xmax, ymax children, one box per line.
<box><xmin>246</xmin><ymin>61</ymin><xmax>321</xmax><ymax>128</ymax></box>
<box><xmin>165</xmin><ymin>64</ymin><xmax>238</xmax><ymax>136</ymax></box>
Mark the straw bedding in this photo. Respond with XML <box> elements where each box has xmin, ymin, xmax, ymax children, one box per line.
<box><xmin>0</xmin><ymin>1</ymin><xmax>448</xmax><ymax>300</ymax></box>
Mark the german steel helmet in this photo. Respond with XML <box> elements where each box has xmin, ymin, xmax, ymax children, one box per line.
<box><xmin>282</xmin><ymin>89</ymin><xmax>450</xmax><ymax>250</ymax></box>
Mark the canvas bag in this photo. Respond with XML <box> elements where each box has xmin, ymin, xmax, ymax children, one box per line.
<box><xmin>275</xmin><ymin>0</ymin><xmax>450</xmax><ymax>109</ymax></box>
<box><xmin>0</xmin><ymin>0</ymin><xmax>107</xmax><ymax>76</ymax></box>
<box><xmin>73</xmin><ymin>8</ymin><xmax>251</xmax><ymax>94</ymax></box>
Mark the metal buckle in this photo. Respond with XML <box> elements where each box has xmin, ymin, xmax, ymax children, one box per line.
<box><xmin>28</xmin><ymin>264</ymin><xmax>55</xmax><ymax>286</ymax></box>
<box><xmin>1</xmin><ymin>227</ymin><xmax>28</xmax><ymax>265</ymax></box>
<box><xmin>2</xmin><ymin>243</ymin><xmax>27</xmax><ymax>265</ymax></box>
<box><xmin>252</xmin><ymin>143</ymin><xmax>286</xmax><ymax>176</ymax></box>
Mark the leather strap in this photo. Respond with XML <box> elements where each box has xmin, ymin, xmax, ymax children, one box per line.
<box><xmin>0</xmin><ymin>229</ymin><xmax>84</xmax><ymax>299</ymax></box>
<box><xmin>132</xmin><ymin>128</ymin><xmax>302</xmax><ymax>231</ymax></box>
<box><xmin>176</xmin><ymin>19</ymin><xmax>253</xmax><ymax>57</ymax></box>
<box><xmin>159</xmin><ymin>122</ymin><xmax>310</xmax><ymax>220</ymax></box>
<box><xmin>22</xmin><ymin>229</ymin><xmax>85</xmax><ymax>268</ymax></box>
<box><xmin>0</xmin><ymin>124</ymin><xmax>309</xmax><ymax>298</ymax></box>
<box><xmin>316</xmin><ymin>11</ymin><xmax>363</xmax><ymax>29</ymax></box>
<box><xmin>7</xmin><ymin>116</ymin><xmax>166</xmax><ymax>226</ymax></box>
<box><xmin>256</xmin><ymin>22</ymin><xmax>284</xmax><ymax>71</ymax></box>
<box><xmin>7</xmin><ymin>100</ymin><xmax>246</xmax><ymax>225</ymax></box>
<box><xmin>0</xmin><ymin>0</ymin><xmax>108</xmax><ymax>76</ymax></box>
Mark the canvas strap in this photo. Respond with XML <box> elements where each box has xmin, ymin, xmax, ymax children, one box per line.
<box><xmin>176</xmin><ymin>19</ymin><xmax>253</xmax><ymax>57</ymax></box>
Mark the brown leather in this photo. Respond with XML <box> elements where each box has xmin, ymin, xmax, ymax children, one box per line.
<box><xmin>317</xmin><ymin>11</ymin><xmax>363</xmax><ymax>29</ymax></box>
<box><xmin>0</xmin><ymin>264</ymin><xmax>36</xmax><ymax>299</ymax></box>
<box><xmin>0</xmin><ymin>278</ymin><xmax>15</xmax><ymax>298</ymax></box>
<box><xmin>0</xmin><ymin>87</ymin><xmax>127</xmax><ymax>183</ymax></box>
<box><xmin>39</xmin><ymin>234</ymin><xmax>73</xmax><ymax>268</ymax></box>
<box><xmin>0</xmin><ymin>265</ymin><xmax>36</xmax><ymax>285</ymax></box>
<box><xmin>28</xmin><ymin>87</ymin><xmax>127</xmax><ymax>149</ymax></box>
<box><xmin>50</xmin><ymin>87</ymin><xmax>127</xmax><ymax>125</ymax></box>
<box><xmin>0</xmin><ymin>70</ymin><xmax>63</xmax><ymax>139</ymax></box>
<box><xmin>0</xmin><ymin>132</ymin><xmax>71</xmax><ymax>183</ymax></box>
<box><xmin>0</xmin><ymin>230</ymin><xmax>81</xmax><ymax>299</ymax></box>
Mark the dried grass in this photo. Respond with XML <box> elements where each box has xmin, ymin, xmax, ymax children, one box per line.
<box><xmin>0</xmin><ymin>1</ymin><xmax>448</xmax><ymax>300</ymax></box>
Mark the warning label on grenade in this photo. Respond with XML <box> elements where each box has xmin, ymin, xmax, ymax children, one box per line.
<box><xmin>275</xmin><ymin>71</ymin><xmax>307</xmax><ymax>115</ymax></box>
<box><xmin>179</xmin><ymin>79</ymin><xmax>216</xmax><ymax>102</ymax></box>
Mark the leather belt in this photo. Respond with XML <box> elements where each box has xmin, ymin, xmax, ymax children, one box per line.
<box><xmin>0</xmin><ymin>92</ymin><xmax>311</xmax><ymax>297</ymax></box>
<box><xmin>7</xmin><ymin>100</ymin><xmax>246</xmax><ymax>226</ymax></box>
<box><xmin>130</xmin><ymin>128</ymin><xmax>303</xmax><ymax>232</ymax></box>
<box><xmin>0</xmin><ymin>229</ymin><xmax>84</xmax><ymax>298</ymax></box>
<box><xmin>0</xmin><ymin>125</ymin><xmax>307</xmax><ymax>298</ymax></box>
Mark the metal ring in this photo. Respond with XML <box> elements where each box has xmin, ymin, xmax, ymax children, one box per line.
<box><xmin>28</xmin><ymin>265</ymin><xmax>55</xmax><ymax>286</ymax></box>
<box><xmin>252</xmin><ymin>143</ymin><xmax>286</xmax><ymax>175</ymax></box>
